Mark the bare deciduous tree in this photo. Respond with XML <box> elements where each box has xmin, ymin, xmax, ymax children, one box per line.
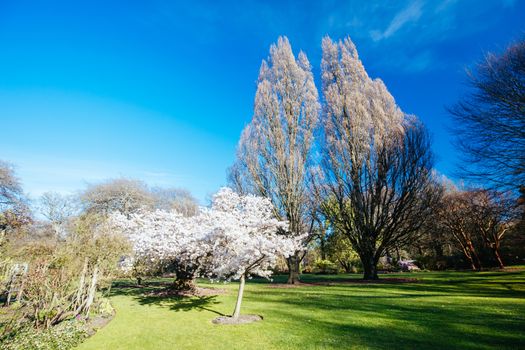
<box><xmin>0</xmin><ymin>161</ymin><xmax>30</xmax><ymax>243</ymax></box>
<box><xmin>229</xmin><ymin>36</ymin><xmax>320</xmax><ymax>284</ymax></box>
<box><xmin>438</xmin><ymin>190</ymin><xmax>483</xmax><ymax>271</ymax></box>
<box><xmin>469</xmin><ymin>190</ymin><xmax>515</xmax><ymax>269</ymax></box>
<box><xmin>450</xmin><ymin>39</ymin><xmax>525</xmax><ymax>193</ymax></box>
<box><xmin>318</xmin><ymin>36</ymin><xmax>439</xmax><ymax>280</ymax></box>
<box><xmin>438</xmin><ymin>188</ymin><xmax>517</xmax><ymax>270</ymax></box>
<box><xmin>39</xmin><ymin>192</ymin><xmax>78</xmax><ymax>238</ymax></box>
<box><xmin>0</xmin><ymin>161</ymin><xmax>24</xmax><ymax>211</ymax></box>
<box><xmin>81</xmin><ymin>178</ymin><xmax>154</xmax><ymax>217</ymax></box>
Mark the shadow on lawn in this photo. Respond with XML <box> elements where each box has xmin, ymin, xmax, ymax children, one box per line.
<box><xmin>250</xmin><ymin>271</ymin><xmax>525</xmax><ymax>298</ymax></box>
<box><xmin>248</xmin><ymin>271</ymin><xmax>525</xmax><ymax>349</ymax></box>
<box><xmin>138</xmin><ymin>294</ymin><xmax>225</xmax><ymax>316</ymax></box>
<box><xmin>110</xmin><ymin>281</ymin><xmax>226</xmax><ymax>316</ymax></box>
<box><xmin>107</xmin><ymin>271</ymin><xmax>524</xmax><ymax>349</ymax></box>
<box><xmin>276</xmin><ymin>306</ymin><xmax>522</xmax><ymax>350</ymax></box>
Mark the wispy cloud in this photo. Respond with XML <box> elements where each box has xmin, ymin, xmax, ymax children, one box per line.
<box><xmin>316</xmin><ymin>0</ymin><xmax>516</xmax><ymax>74</ymax></box>
<box><xmin>370</xmin><ymin>1</ymin><xmax>424</xmax><ymax>41</ymax></box>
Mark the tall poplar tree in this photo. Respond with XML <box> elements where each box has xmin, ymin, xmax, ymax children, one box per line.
<box><xmin>319</xmin><ymin>36</ymin><xmax>438</xmax><ymax>280</ymax></box>
<box><xmin>229</xmin><ymin>36</ymin><xmax>320</xmax><ymax>284</ymax></box>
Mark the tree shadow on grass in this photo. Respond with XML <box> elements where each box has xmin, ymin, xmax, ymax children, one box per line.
<box><xmin>252</xmin><ymin>270</ymin><xmax>525</xmax><ymax>299</ymax></box>
<box><xmin>248</xmin><ymin>284</ymin><xmax>523</xmax><ymax>349</ymax></box>
<box><xmin>270</xmin><ymin>305</ymin><xmax>523</xmax><ymax>350</ymax></box>
<box><xmin>135</xmin><ymin>293</ymin><xmax>224</xmax><ymax>315</ymax></box>
<box><xmin>109</xmin><ymin>281</ymin><xmax>226</xmax><ymax>316</ymax></box>
<box><xmin>247</xmin><ymin>271</ymin><xmax>525</xmax><ymax>349</ymax></box>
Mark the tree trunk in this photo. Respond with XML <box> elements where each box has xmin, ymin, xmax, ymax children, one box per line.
<box><xmin>461</xmin><ymin>240</ymin><xmax>481</xmax><ymax>271</ymax></box>
<box><xmin>286</xmin><ymin>254</ymin><xmax>300</xmax><ymax>284</ymax></box>
<box><xmin>232</xmin><ymin>274</ymin><xmax>246</xmax><ymax>319</ymax></box>
<box><xmin>4</xmin><ymin>274</ymin><xmax>13</xmax><ymax>306</ymax></box>
<box><xmin>83</xmin><ymin>265</ymin><xmax>99</xmax><ymax>316</ymax></box>
<box><xmin>4</xmin><ymin>285</ymin><xmax>12</xmax><ymax>306</ymax></box>
<box><xmin>16</xmin><ymin>276</ymin><xmax>25</xmax><ymax>302</ymax></box>
<box><xmin>320</xmin><ymin>236</ymin><xmax>326</xmax><ymax>260</ymax></box>
<box><xmin>469</xmin><ymin>243</ymin><xmax>482</xmax><ymax>270</ymax></box>
<box><xmin>75</xmin><ymin>258</ymin><xmax>88</xmax><ymax>309</ymax></box>
<box><xmin>361</xmin><ymin>254</ymin><xmax>379</xmax><ymax>280</ymax></box>
<box><xmin>174</xmin><ymin>267</ymin><xmax>196</xmax><ymax>291</ymax></box>
<box><xmin>464</xmin><ymin>248</ymin><xmax>477</xmax><ymax>271</ymax></box>
<box><xmin>339</xmin><ymin>259</ymin><xmax>352</xmax><ymax>273</ymax></box>
<box><xmin>492</xmin><ymin>245</ymin><xmax>505</xmax><ymax>269</ymax></box>
<box><xmin>173</xmin><ymin>277</ymin><xmax>196</xmax><ymax>291</ymax></box>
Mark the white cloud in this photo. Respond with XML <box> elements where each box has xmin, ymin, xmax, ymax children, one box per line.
<box><xmin>371</xmin><ymin>1</ymin><xmax>424</xmax><ymax>41</ymax></box>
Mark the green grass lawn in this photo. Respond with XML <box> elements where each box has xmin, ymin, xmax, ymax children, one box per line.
<box><xmin>76</xmin><ymin>270</ymin><xmax>525</xmax><ymax>350</ymax></box>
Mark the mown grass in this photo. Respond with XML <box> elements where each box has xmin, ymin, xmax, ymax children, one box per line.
<box><xmin>76</xmin><ymin>269</ymin><xmax>525</xmax><ymax>350</ymax></box>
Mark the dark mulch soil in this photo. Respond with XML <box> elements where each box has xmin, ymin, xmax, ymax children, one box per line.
<box><xmin>212</xmin><ymin>314</ymin><xmax>263</xmax><ymax>325</ymax></box>
<box><xmin>144</xmin><ymin>286</ymin><xmax>228</xmax><ymax>298</ymax></box>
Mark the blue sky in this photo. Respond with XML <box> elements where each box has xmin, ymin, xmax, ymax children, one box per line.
<box><xmin>0</xmin><ymin>0</ymin><xmax>524</xmax><ymax>203</ymax></box>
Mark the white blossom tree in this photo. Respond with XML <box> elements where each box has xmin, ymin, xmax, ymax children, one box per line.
<box><xmin>229</xmin><ymin>36</ymin><xmax>320</xmax><ymax>284</ymax></box>
<box><xmin>200</xmin><ymin>188</ymin><xmax>299</xmax><ymax>319</ymax></box>
<box><xmin>110</xmin><ymin>209</ymin><xmax>209</xmax><ymax>290</ymax></box>
<box><xmin>111</xmin><ymin>187</ymin><xmax>300</xmax><ymax>320</ymax></box>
